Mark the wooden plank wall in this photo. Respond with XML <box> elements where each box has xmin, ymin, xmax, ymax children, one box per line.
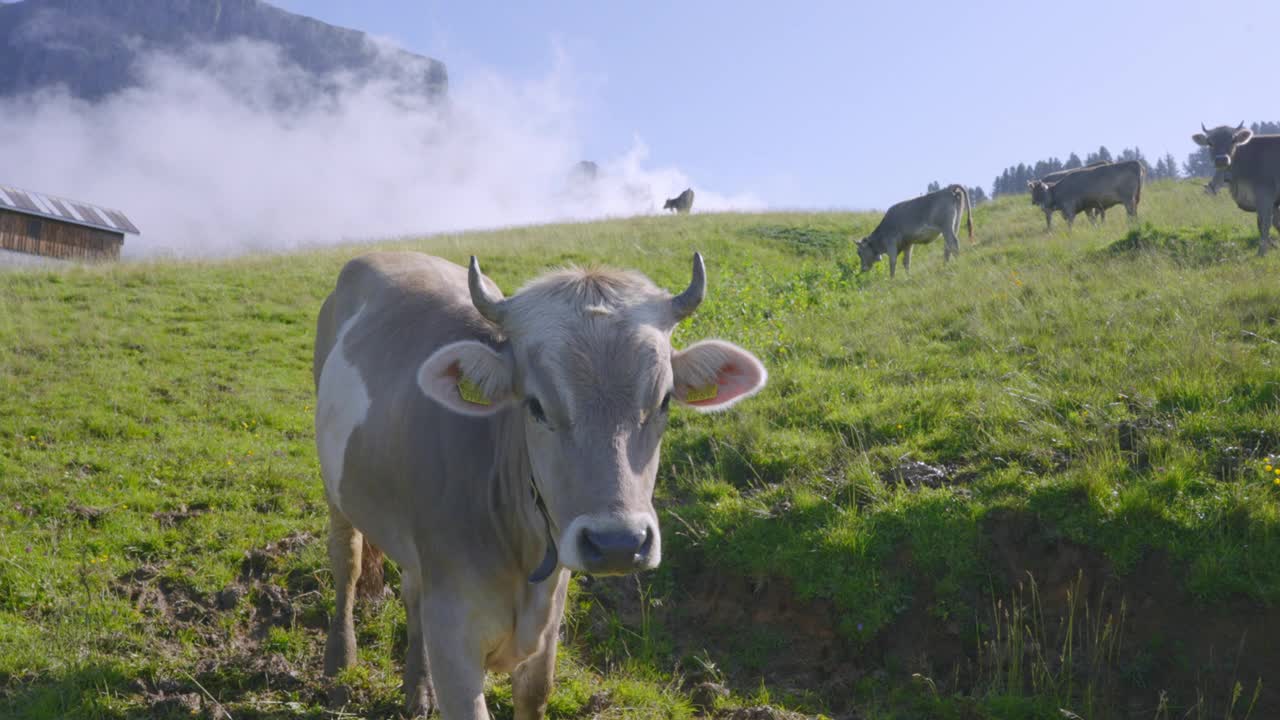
<box><xmin>0</xmin><ymin>209</ymin><xmax>124</xmax><ymax>261</ymax></box>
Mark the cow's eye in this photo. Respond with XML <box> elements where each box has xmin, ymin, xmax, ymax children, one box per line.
<box><xmin>527</xmin><ymin>397</ymin><xmax>548</xmax><ymax>424</ymax></box>
<box><xmin>660</xmin><ymin>392</ymin><xmax>672</xmax><ymax>413</ymax></box>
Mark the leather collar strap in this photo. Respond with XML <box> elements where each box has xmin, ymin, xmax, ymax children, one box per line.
<box><xmin>527</xmin><ymin>476</ymin><xmax>559</xmax><ymax>583</ymax></box>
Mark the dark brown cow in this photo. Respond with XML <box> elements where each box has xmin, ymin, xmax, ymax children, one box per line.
<box><xmin>1040</xmin><ymin>161</ymin><xmax>1144</xmax><ymax>230</ymax></box>
<box><xmin>1193</xmin><ymin>123</ymin><xmax>1280</xmax><ymax>255</ymax></box>
<box><xmin>1027</xmin><ymin>161</ymin><xmax>1108</xmax><ymax>229</ymax></box>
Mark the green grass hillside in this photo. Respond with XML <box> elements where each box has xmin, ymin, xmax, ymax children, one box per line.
<box><xmin>1</xmin><ymin>180</ymin><xmax>1278</xmax><ymax>719</ymax></box>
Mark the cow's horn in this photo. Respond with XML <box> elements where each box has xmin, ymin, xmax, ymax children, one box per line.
<box><xmin>1237</xmin><ymin>121</ymin><xmax>1245</xmax><ymax>130</ymax></box>
<box><xmin>671</xmin><ymin>252</ymin><xmax>706</xmax><ymax>323</ymax></box>
<box><xmin>468</xmin><ymin>256</ymin><xmax>505</xmax><ymax>324</ymax></box>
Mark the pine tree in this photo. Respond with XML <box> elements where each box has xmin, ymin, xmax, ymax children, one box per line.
<box><xmin>1184</xmin><ymin>147</ymin><xmax>1214</xmax><ymax>178</ymax></box>
<box><xmin>927</xmin><ymin>181</ymin><xmax>941</xmax><ymax>193</ymax></box>
<box><xmin>1064</xmin><ymin>153</ymin><xmax>1083</xmax><ymax>170</ymax></box>
<box><xmin>968</xmin><ymin>186</ymin><xmax>987</xmax><ymax>205</ymax></box>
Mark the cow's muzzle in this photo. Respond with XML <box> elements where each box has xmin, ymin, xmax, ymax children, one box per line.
<box><xmin>1214</xmin><ymin>155</ymin><xmax>1232</xmax><ymax>169</ymax></box>
<box><xmin>580</xmin><ymin>526</ymin><xmax>653</xmax><ymax>574</ymax></box>
<box><xmin>560</xmin><ymin>513</ymin><xmax>661</xmax><ymax>575</ymax></box>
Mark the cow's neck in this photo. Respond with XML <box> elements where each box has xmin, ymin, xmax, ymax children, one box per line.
<box><xmin>489</xmin><ymin>409</ymin><xmax>556</xmax><ymax>582</ymax></box>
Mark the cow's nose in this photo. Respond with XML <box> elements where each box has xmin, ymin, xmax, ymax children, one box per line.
<box><xmin>578</xmin><ymin>525</ymin><xmax>653</xmax><ymax>574</ymax></box>
<box><xmin>1215</xmin><ymin>155</ymin><xmax>1231</xmax><ymax>168</ymax></box>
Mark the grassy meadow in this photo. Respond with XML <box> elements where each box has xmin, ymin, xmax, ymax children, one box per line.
<box><xmin>1</xmin><ymin>179</ymin><xmax>1278</xmax><ymax>719</ymax></box>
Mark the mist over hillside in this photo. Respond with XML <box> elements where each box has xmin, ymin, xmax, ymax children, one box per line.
<box><xmin>0</xmin><ymin>0</ymin><xmax>447</xmax><ymax>102</ymax></box>
<box><xmin>0</xmin><ymin>0</ymin><xmax>759</xmax><ymax>258</ymax></box>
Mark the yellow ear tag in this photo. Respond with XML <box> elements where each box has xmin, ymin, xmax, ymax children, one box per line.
<box><xmin>684</xmin><ymin>383</ymin><xmax>719</xmax><ymax>403</ymax></box>
<box><xmin>457</xmin><ymin>377</ymin><xmax>491</xmax><ymax>406</ymax></box>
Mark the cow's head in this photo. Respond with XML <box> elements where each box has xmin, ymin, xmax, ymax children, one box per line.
<box><xmin>1028</xmin><ymin>180</ymin><xmax>1049</xmax><ymax>208</ymax></box>
<box><xmin>856</xmin><ymin>237</ymin><xmax>881</xmax><ymax>272</ymax></box>
<box><xmin>418</xmin><ymin>254</ymin><xmax>766</xmax><ymax>576</ymax></box>
<box><xmin>1192</xmin><ymin>122</ymin><xmax>1253</xmax><ymax>170</ymax></box>
<box><xmin>663</xmin><ymin>197</ymin><xmax>677</xmax><ymax>211</ymax></box>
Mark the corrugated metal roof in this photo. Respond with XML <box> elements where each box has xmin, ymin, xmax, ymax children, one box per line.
<box><xmin>0</xmin><ymin>184</ymin><xmax>140</xmax><ymax>235</ymax></box>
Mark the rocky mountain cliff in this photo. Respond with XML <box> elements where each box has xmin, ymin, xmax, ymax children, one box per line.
<box><xmin>0</xmin><ymin>0</ymin><xmax>447</xmax><ymax>101</ymax></box>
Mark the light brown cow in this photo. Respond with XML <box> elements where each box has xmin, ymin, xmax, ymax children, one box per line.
<box><xmin>856</xmin><ymin>184</ymin><xmax>973</xmax><ymax>278</ymax></box>
<box><xmin>313</xmin><ymin>251</ymin><xmax>766</xmax><ymax>719</ymax></box>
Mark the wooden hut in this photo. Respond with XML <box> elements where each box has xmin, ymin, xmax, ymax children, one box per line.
<box><xmin>0</xmin><ymin>184</ymin><xmax>139</xmax><ymax>261</ymax></box>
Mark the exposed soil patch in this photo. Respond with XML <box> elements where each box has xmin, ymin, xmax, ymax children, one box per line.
<box><xmin>574</xmin><ymin>565</ymin><xmax>863</xmax><ymax>715</ymax></box>
<box><xmin>106</xmin><ymin>530</ymin><xmax>335</xmax><ymax>714</ymax></box>
<box><xmin>66</xmin><ymin>502</ymin><xmax>106</xmax><ymax>524</ymax></box>
<box><xmin>879</xmin><ymin>455</ymin><xmax>950</xmax><ymax>489</ymax></box>
<box><xmin>574</xmin><ymin>508</ymin><xmax>1280</xmax><ymax>718</ymax></box>
<box><xmin>151</xmin><ymin>501</ymin><xmax>210</xmax><ymax>528</ymax></box>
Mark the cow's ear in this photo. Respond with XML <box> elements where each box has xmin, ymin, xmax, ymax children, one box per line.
<box><xmin>1234</xmin><ymin>128</ymin><xmax>1254</xmax><ymax>145</ymax></box>
<box><xmin>671</xmin><ymin>340</ymin><xmax>767</xmax><ymax>412</ymax></box>
<box><xmin>417</xmin><ymin>340</ymin><xmax>514</xmax><ymax>417</ymax></box>
<box><xmin>1192</xmin><ymin>133</ymin><xmax>1209</xmax><ymax>146</ymax></box>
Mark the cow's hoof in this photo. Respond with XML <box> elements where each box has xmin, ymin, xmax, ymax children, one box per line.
<box><xmin>406</xmin><ymin>688</ymin><xmax>437</xmax><ymax>719</ymax></box>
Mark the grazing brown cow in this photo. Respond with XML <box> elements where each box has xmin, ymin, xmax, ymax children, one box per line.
<box><xmin>856</xmin><ymin>184</ymin><xmax>973</xmax><ymax>278</ymax></box>
<box><xmin>314</xmin><ymin>252</ymin><xmax>767</xmax><ymax>719</ymax></box>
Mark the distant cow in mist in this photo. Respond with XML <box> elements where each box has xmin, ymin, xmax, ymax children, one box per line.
<box><xmin>664</xmin><ymin>189</ymin><xmax>694</xmax><ymax>214</ymax></box>
<box><xmin>856</xmin><ymin>184</ymin><xmax>973</xmax><ymax>278</ymax></box>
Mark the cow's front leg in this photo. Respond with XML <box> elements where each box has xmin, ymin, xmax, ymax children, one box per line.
<box><xmin>887</xmin><ymin>242</ymin><xmax>898</xmax><ymax>278</ymax></box>
<box><xmin>401</xmin><ymin>567</ymin><xmax>435</xmax><ymax>718</ymax></box>
<box><xmin>424</xmin><ymin>603</ymin><xmax>489</xmax><ymax>720</ymax></box>
<box><xmin>324</xmin><ymin>506</ymin><xmax>362</xmax><ymax>676</ymax></box>
<box><xmin>1256</xmin><ymin>191</ymin><xmax>1276</xmax><ymax>256</ymax></box>
<box><xmin>1259</xmin><ymin>209</ymin><xmax>1273</xmax><ymax>256</ymax></box>
<box><xmin>513</xmin><ymin>571</ymin><xmax>567</xmax><ymax>720</ymax></box>
<box><xmin>512</xmin><ymin>625</ymin><xmax>560</xmax><ymax>720</ymax></box>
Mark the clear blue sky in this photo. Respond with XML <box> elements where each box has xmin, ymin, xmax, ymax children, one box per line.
<box><xmin>275</xmin><ymin>0</ymin><xmax>1278</xmax><ymax>209</ymax></box>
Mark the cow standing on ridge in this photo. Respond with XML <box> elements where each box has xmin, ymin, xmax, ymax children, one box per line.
<box><xmin>313</xmin><ymin>251</ymin><xmax>767</xmax><ymax>719</ymax></box>
<box><xmin>1193</xmin><ymin>123</ymin><xmax>1280</xmax><ymax>255</ymax></box>
<box><xmin>1027</xmin><ymin>161</ymin><xmax>1108</xmax><ymax>229</ymax></box>
<box><xmin>1038</xmin><ymin>161</ymin><xmax>1144</xmax><ymax>231</ymax></box>
<box><xmin>664</xmin><ymin>188</ymin><xmax>694</xmax><ymax>214</ymax></box>
<box><xmin>856</xmin><ymin>184</ymin><xmax>973</xmax><ymax>278</ymax></box>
